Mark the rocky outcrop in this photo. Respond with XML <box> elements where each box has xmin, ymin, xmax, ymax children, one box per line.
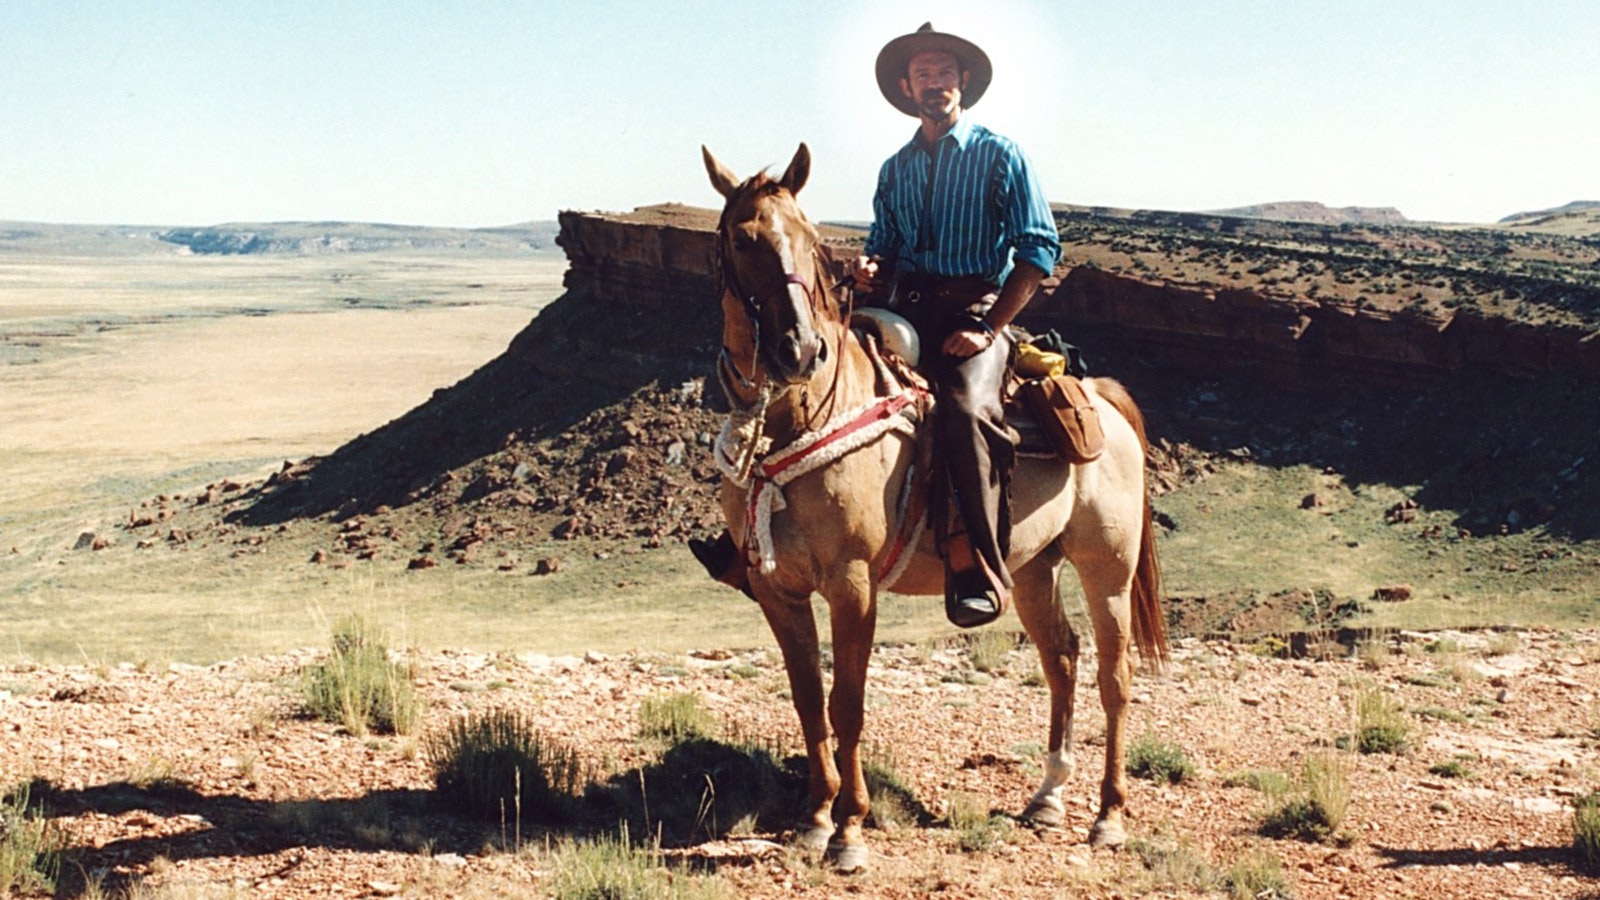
<box><xmin>558</xmin><ymin>205</ymin><xmax>1600</xmax><ymax>388</ymax></box>
<box><xmin>1033</xmin><ymin>267</ymin><xmax>1600</xmax><ymax>387</ymax></box>
<box><xmin>157</xmin><ymin>222</ymin><xmax>556</xmax><ymax>255</ymax></box>
<box><xmin>1204</xmin><ymin>201</ymin><xmax>1408</xmax><ymax>226</ymax></box>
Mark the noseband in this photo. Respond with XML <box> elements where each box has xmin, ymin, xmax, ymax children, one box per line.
<box><xmin>714</xmin><ymin>210</ymin><xmax>837</xmax><ymax>396</ymax></box>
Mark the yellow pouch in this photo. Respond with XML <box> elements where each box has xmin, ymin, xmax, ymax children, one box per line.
<box><xmin>1016</xmin><ymin>342</ymin><xmax>1066</xmax><ymax>378</ymax></box>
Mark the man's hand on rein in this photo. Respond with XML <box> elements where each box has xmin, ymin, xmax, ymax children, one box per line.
<box><xmin>942</xmin><ymin>324</ymin><xmax>996</xmax><ymax>359</ymax></box>
<box><xmin>851</xmin><ymin>255</ymin><xmax>881</xmax><ymax>295</ymax></box>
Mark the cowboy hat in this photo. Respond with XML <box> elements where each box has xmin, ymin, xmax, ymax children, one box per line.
<box><xmin>875</xmin><ymin>22</ymin><xmax>993</xmax><ymax>118</ymax></box>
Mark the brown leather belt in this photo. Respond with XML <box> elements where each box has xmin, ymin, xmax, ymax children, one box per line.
<box><xmin>892</xmin><ymin>273</ymin><xmax>996</xmax><ymax>311</ymax></box>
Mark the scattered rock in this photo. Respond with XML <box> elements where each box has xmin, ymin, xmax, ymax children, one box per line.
<box><xmin>1372</xmin><ymin>584</ymin><xmax>1414</xmax><ymax>602</ymax></box>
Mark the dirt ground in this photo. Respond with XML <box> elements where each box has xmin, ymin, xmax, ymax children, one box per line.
<box><xmin>3</xmin><ymin>627</ymin><xmax>1597</xmax><ymax>898</ymax></box>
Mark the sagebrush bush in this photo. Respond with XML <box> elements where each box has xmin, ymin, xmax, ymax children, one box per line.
<box><xmin>1224</xmin><ymin>847</ymin><xmax>1291</xmax><ymax>899</ymax></box>
<box><xmin>946</xmin><ymin>792</ymin><xmax>1011</xmax><ymax>852</ymax></box>
<box><xmin>965</xmin><ymin>629</ymin><xmax>1016</xmax><ymax>673</ymax></box>
<box><xmin>1128</xmin><ymin>825</ymin><xmax>1218</xmax><ymax>892</ymax></box>
<box><xmin>1127</xmin><ymin>734</ymin><xmax>1197</xmax><ymax>784</ymax></box>
<box><xmin>301</xmin><ymin>616</ymin><xmax>423</xmax><ymax>735</ymax></box>
<box><xmin>427</xmin><ymin>708</ymin><xmax>585</xmax><ymax>824</ymax></box>
<box><xmin>0</xmin><ymin>783</ymin><xmax>59</xmax><ymax>896</ymax></box>
<box><xmin>637</xmin><ymin>691</ymin><xmax>715</xmax><ymax>743</ymax></box>
<box><xmin>1354</xmin><ymin>683</ymin><xmax>1410</xmax><ymax>755</ymax></box>
<box><xmin>1260</xmin><ymin>752</ymin><xmax>1350</xmax><ymax>842</ymax></box>
<box><xmin>863</xmin><ymin>744</ymin><xmax>925</xmax><ymax>830</ymax></box>
<box><xmin>547</xmin><ymin>827</ymin><xmax>728</xmax><ymax>900</ymax></box>
<box><xmin>595</xmin><ymin>736</ymin><xmax>799</xmax><ymax>844</ymax></box>
<box><xmin>1575</xmin><ymin>792</ymin><xmax>1600</xmax><ymax>874</ymax></box>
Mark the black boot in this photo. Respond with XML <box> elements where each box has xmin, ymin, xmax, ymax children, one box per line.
<box><xmin>688</xmin><ymin>531</ymin><xmax>755</xmax><ymax>601</ymax></box>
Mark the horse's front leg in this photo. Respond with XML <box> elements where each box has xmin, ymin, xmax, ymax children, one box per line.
<box><xmin>753</xmin><ymin>581</ymin><xmax>838</xmax><ymax>851</ymax></box>
<box><xmin>822</xmin><ymin>559</ymin><xmax>877</xmax><ymax>872</ymax></box>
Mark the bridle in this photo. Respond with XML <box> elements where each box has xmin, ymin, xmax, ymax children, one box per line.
<box><xmin>713</xmin><ymin>199</ymin><xmax>852</xmax><ymax>429</ymax></box>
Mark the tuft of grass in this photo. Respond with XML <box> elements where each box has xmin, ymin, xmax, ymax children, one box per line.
<box><xmin>637</xmin><ymin>691</ymin><xmax>715</xmax><ymax>743</ymax></box>
<box><xmin>863</xmin><ymin>744</ymin><xmax>924</xmax><ymax>830</ymax></box>
<box><xmin>1427</xmin><ymin>758</ymin><xmax>1473</xmax><ymax>779</ymax></box>
<box><xmin>946</xmin><ymin>792</ymin><xmax>1012</xmax><ymax>852</ymax></box>
<box><xmin>1355</xmin><ymin>635</ymin><xmax>1391</xmax><ymax>671</ymax></box>
<box><xmin>964</xmin><ymin>629</ymin><xmax>1015</xmax><ymax>673</ymax></box>
<box><xmin>300</xmin><ymin>615</ymin><xmax>423</xmax><ymax>736</ymax></box>
<box><xmin>1482</xmin><ymin>630</ymin><xmax>1520</xmax><ymax>657</ymax></box>
<box><xmin>0</xmin><ymin>783</ymin><xmax>61</xmax><ymax>895</ymax></box>
<box><xmin>1354</xmin><ymin>683</ymin><xmax>1411</xmax><ymax>755</ymax></box>
<box><xmin>1260</xmin><ymin>752</ymin><xmax>1351</xmax><ymax>842</ymax></box>
<box><xmin>427</xmin><ymin>708</ymin><xmax>586</xmax><ymax>825</ymax></box>
<box><xmin>1223</xmin><ymin>769</ymin><xmax>1292</xmax><ymax>797</ymax></box>
<box><xmin>1126</xmin><ymin>734</ymin><xmax>1197</xmax><ymax>784</ymax></box>
<box><xmin>593</xmin><ymin>735</ymin><xmax>801</xmax><ymax>845</ymax></box>
<box><xmin>546</xmin><ymin>827</ymin><xmax>729</xmax><ymax>900</ymax></box>
<box><xmin>1575</xmin><ymin>792</ymin><xmax>1600</xmax><ymax>874</ymax></box>
<box><xmin>1413</xmin><ymin>704</ymin><xmax>1467</xmax><ymax>724</ymax></box>
<box><xmin>1128</xmin><ymin>825</ymin><xmax>1219</xmax><ymax>892</ymax></box>
<box><xmin>1224</xmin><ymin>847</ymin><xmax>1293</xmax><ymax>899</ymax></box>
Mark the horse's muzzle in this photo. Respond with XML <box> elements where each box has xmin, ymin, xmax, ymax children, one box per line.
<box><xmin>767</xmin><ymin>331</ymin><xmax>824</xmax><ymax>384</ymax></box>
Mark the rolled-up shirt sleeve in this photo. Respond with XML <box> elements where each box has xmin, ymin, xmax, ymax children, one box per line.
<box><xmin>1002</xmin><ymin>148</ymin><xmax>1061</xmax><ymax>275</ymax></box>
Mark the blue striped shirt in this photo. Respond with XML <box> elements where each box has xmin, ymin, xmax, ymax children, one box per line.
<box><xmin>864</xmin><ymin>115</ymin><xmax>1061</xmax><ymax>287</ymax></box>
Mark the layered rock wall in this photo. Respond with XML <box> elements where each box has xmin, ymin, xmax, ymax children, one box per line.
<box><xmin>557</xmin><ymin>207</ymin><xmax>1600</xmax><ymax>388</ymax></box>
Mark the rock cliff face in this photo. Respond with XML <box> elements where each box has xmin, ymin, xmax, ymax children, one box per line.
<box><xmin>557</xmin><ymin>205</ymin><xmax>1600</xmax><ymax>388</ymax></box>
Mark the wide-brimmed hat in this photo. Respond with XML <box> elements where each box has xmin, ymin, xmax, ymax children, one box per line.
<box><xmin>875</xmin><ymin>22</ymin><xmax>992</xmax><ymax>118</ymax></box>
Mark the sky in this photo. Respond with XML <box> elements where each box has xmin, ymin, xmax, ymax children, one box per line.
<box><xmin>2</xmin><ymin>1</ymin><xmax>1596</xmax><ymax>228</ymax></box>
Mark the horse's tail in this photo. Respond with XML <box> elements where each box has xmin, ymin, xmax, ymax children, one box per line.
<box><xmin>1090</xmin><ymin>377</ymin><xmax>1170</xmax><ymax>670</ymax></box>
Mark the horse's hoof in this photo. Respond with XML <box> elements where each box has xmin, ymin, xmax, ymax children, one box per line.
<box><xmin>1088</xmin><ymin>818</ymin><xmax>1127</xmax><ymax>848</ymax></box>
<box><xmin>1021</xmin><ymin>800</ymin><xmax>1065</xmax><ymax>829</ymax></box>
<box><xmin>829</xmin><ymin>842</ymin><xmax>870</xmax><ymax>873</ymax></box>
<box><xmin>793</xmin><ymin>825</ymin><xmax>834</xmax><ymax>854</ymax></box>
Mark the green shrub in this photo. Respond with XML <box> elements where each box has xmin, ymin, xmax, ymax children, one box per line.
<box><xmin>947</xmin><ymin>792</ymin><xmax>1011</xmax><ymax>852</ymax></box>
<box><xmin>637</xmin><ymin>691</ymin><xmax>714</xmax><ymax>743</ymax></box>
<box><xmin>965</xmin><ymin>629</ymin><xmax>1016</xmax><ymax>673</ymax></box>
<box><xmin>427</xmin><ymin>708</ymin><xmax>585</xmax><ymax>824</ymax></box>
<box><xmin>1224</xmin><ymin>847</ymin><xmax>1292</xmax><ymax>899</ymax></box>
<box><xmin>1127</xmin><ymin>735</ymin><xmax>1197</xmax><ymax>784</ymax></box>
<box><xmin>1260</xmin><ymin>752</ymin><xmax>1350</xmax><ymax>842</ymax></box>
<box><xmin>593</xmin><ymin>736</ymin><xmax>802</xmax><ymax>844</ymax></box>
<box><xmin>1575</xmin><ymin>792</ymin><xmax>1600</xmax><ymax>874</ymax></box>
<box><xmin>1354</xmin><ymin>684</ymin><xmax>1410</xmax><ymax>755</ymax></box>
<box><xmin>0</xmin><ymin>784</ymin><xmax>60</xmax><ymax>895</ymax></box>
<box><xmin>547</xmin><ymin>828</ymin><xmax>728</xmax><ymax>900</ymax></box>
<box><xmin>1128</xmin><ymin>826</ymin><xmax>1218</xmax><ymax>892</ymax></box>
<box><xmin>301</xmin><ymin>616</ymin><xmax>423</xmax><ymax>735</ymax></box>
<box><xmin>863</xmin><ymin>745</ymin><xmax>925</xmax><ymax>830</ymax></box>
<box><xmin>1427</xmin><ymin>758</ymin><xmax>1473</xmax><ymax>779</ymax></box>
<box><xmin>1223</xmin><ymin>769</ymin><xmax>1292</xmax><ymax>797</ymax></box>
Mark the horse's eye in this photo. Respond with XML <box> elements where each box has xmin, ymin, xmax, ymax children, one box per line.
<box><xmin>733</xmin><ymin>232</ymin><xmax>757</xmax><ymax>251</ymax></box>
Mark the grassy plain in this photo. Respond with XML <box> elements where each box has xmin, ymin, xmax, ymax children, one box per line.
<box><xmin>2</xmin><ymin>247</ymin><xmax>1596</xmax><ymax>665</ymax></box>
<box><xmin>0</xmin><ymin>248</ymin><xmax>957</xmax><ymax>664</ymax></box>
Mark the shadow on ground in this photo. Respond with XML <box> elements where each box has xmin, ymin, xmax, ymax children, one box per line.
<box><xmin>24</xmin><ymin>731</ymin><xmax>942</xmax><ymax>898</ymax></box>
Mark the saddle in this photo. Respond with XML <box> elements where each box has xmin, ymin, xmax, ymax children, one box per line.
<box><xmin>853</xmin><ymin>309</ymin><xmax>1104</xmax><ymax>465</ymax></box>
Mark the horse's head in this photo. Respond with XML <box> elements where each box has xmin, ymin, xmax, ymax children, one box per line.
<box><xmin>703</xmin><ymin>142</ymin><xmax>831</xmax><ymax>387</ymax></box>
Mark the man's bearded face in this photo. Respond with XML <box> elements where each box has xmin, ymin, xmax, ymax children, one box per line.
<box><xmin>901</xmin><ymin>50</ymin><xmax>968</xmax><ymax>120</ymax></box>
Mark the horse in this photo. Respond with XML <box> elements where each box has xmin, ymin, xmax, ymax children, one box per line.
<box><xmin>700</xmin><ymin>142</ymin><xmax>1167</xmax><ymax>871</ymax></box>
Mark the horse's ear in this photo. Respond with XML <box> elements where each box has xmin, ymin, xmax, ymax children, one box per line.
<box><xmin>780</xmin><ymin>143</ymin><xmax>810</xmax><ymax>196</ymax></box>
<box><xmin>702</xmin><ymin>145</ymin><xmax>740</xmax><ymax>199</ymax></box>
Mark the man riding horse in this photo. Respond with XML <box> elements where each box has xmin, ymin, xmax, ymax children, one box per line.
<box><xmin>851</xmin><ymin>23</ymin><xmax>1061</xmax><ymax>628</ymax></box>
<box><xmin>694</xmin><ymin>23</ymin><xmax>1060</xmax><ymax>629</ymax></box>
